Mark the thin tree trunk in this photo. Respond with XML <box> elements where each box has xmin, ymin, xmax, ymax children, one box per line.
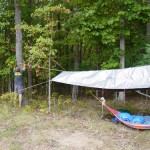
<box><xmin>147</xmin><ymin>23</ymin><xmax>150</xmax><ymax>41</ymax></box>
<box><xmin>27</xmin><ymin>0</ymin><xmax>32</xmax><ymax>98</ymax></box>
<box><xmin>72</xmin><ymin>44</ymin><xmax>79</xmax><ymax>103</ymax></box>
<box><xmin>118</xmin><ymin>19</ymin><xmax>125</xmax><ymax>101</ymax></box>
<box><xmin>96</xmin><ymin>61</ymin><xmax>99</xmax><ymax>97</ymax></box>
<box><xmin>2</xmin><ymin>77</ymin><xmax>4</xmax><ymax>94</ymax></box>
<box><xmin>28</xmin><ymin>67</ymin><xmax>32</xmax><ymax>98</ymax></box>
<box><xmin>58</xmin><ymin>12</ymin><xmax>61</xmax><ymax>53</ymax></box>
<box><xmin>8</xmin><ymin>74</ymin><xmax>11</xmax><ymax>92</ymax></box>
<box><xmin>1</xmin><ymin>78</ymin><xmax>4</xmax><ymax>94</ymax></box>
<box><xmin>146</xmin><ymin>0</ymin><xmax>150</xmax><ymax>98</ymax></box>
<box><xmin>146</xmin><ymin>0</ymin><xmax>150</xmax><ymax>42</ymax></box>
<box><xmin>147</xmin><ymin>0</ymin><xmax>150</xmax><ymax>40</ymax></box>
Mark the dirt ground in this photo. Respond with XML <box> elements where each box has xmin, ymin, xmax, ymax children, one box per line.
<box><xmin>0</xmin><ymin>96</ymin><xmax>150</xmax><ymax>150</ymax></box>
<box><xmin>0</xmin><ymin>109</ymin><xmax>150</xmax><ymax>150</ymax></box>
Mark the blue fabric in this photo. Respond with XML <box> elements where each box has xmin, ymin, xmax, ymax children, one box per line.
<box><xmin>118</xmin><ymin>113</ymin><xmax>133</xmax><ymax>122</ymax></box>
<box><xmin>14</xmin><ymin>70</ymin><xmax>24</xmax><ymax>86</ymax></box>
<box><xmin>132</xmin><ymin>116</ymin><xmax>145</xmax><ymax>124</ymax></box>
<box><xmin>112</xmin><ymin>112</ymin><xmax>150</xmax><ymax>125</ymax></box>
<box><xmin>14</xmin><ymin>85</ymin><xmax>24</xmax><ymax>94</ymax></box>
<box><xmin>144</xmin><ymin>121</ymin><xmax>150</xmax><ymax>124</ymax></box>
<box><xmin>111</xmin><ymin>117</ymin><xmax>119</xmax><ymax>123</ymax></box>
<box><xmin>144</xmin><ymin>116</ymin><xmax>150</xmax><ymax>122</ymax></box>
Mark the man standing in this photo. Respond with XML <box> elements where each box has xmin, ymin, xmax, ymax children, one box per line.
<box><xmin>14</xmin><ymin>63</ymin><xmax>25</xmax><ymax>107</ymax></box>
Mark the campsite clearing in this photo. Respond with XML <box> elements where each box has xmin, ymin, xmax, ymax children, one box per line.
<box><xmin>0</xmin><ymin>97</ymin><xmax>150</xmax><ymax>150</ymax></box>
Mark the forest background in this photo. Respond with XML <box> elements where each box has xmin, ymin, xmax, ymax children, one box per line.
<box><xmin>1</xmin><ymin>1</ymin><xmax>150</xmax><ymax>149</ymax></box>
<box><xmin>0</xmin><ymin>0</ymin><xmax>150</xmax><ymax>101</ymax></box>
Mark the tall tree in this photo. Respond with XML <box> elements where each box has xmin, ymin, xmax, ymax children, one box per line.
<box><xmin>72</xmin><ymin>44</ymin><xmax>79</xmax><ymax>102</ymax></box>
<box><xmin>118</xmin><ymin>18</ymin><xmax>125</xmax><ymax>101</ymax></box>
<box><xmin>0</xmin><ymin>0</ymin><xmax>150</xmax><ymax>97</ymax></box>
<box><xmin>147</xmin><ymin>0</ymin><xmax>150</xmax><ymax>41</ymax></box>
<box><xmin>14</xmin><ymin>0</ymin><xmax>23</xmax><ymax>67</ymax></box>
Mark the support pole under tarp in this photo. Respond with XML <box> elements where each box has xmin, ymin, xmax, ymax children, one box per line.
<box><xmin>48</xmin><ymin>56</ymin><xmax>51</xmax><ymax>112</ymax></box>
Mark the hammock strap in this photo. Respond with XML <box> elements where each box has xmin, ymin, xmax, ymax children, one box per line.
<box><xmin>99</xmin><ymin>97</ymin><xmax>105</xmax><ymax>118</ymax></box>
<box><xmin>100</xmin><ymin>104</ymin><xmax>104</xmax><ymax>119</ymax></box>
<box><xmin>89</xmin><ymin>91</ymin><xmax>102</xmax><ymax>103</ymax></box>
<box><xmin>89</xmin><ymin>91</ymin><xmax>106</xmax><ymax>118</ymax></box>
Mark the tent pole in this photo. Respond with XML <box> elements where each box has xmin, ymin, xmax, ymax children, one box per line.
<box><xmin>48</xmin><ymin>55</ymin><xmax>51</xmax><ymax>112</ymax></box>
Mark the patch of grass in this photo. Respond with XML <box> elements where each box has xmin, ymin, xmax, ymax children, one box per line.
<box><xmin>13</xmin><ymin>110</ymin><xmax>36</xmax><ymax>127</ymax></box>
<box><xmin>0</xmin><ymin>93</ymin><xmax>150</xmax><ymax>150</ymax></box>
<box><xmin>47</xmin><ymin>116</ymin><xmax>81</xmax><ymax>130</ymax></box>
<box><xmin>0</xmin><ymin>127</ymin><xmax>16</xmax><ymax>139</ymax></box>
<box><xmin>31</xmin><ymin>133</ymin><xmax>48</xmax><ymax>144</ymax></box>
<box><xmin>9</xmin><ymin>141</ymin><xmax>22</xmax><ymax>150</ymax></box>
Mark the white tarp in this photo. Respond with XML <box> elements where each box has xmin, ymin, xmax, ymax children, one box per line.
<box><xmin>52</xmin><ymin>65</ymin><xmax>150</xmax><ymax>89</ymax></box>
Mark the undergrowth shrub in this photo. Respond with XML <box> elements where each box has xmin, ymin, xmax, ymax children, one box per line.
<box><xmin>0</xmin><ymin>92</ymin><xmax>149</xmax><ymax>116</ymax></box>
<box><xmin>0</xmin><ymin>92</ymin><xmax>15</xmax><ymax>106</ymax></box>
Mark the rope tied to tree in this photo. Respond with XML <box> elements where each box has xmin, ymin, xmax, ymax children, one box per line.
<box><xmin>136</xmin><ymin>90</ymin><xmax>150</xmax><ymax>98</ymax></box>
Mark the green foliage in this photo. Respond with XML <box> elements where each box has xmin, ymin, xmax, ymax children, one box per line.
<box><xmin>21</xmin><ymin>2</ymin><xmax>70</xmax><ymax>79</ymax></box>
<box><xmin>0</xmin><ymin>0</ymin><xmax>150</xmax><ymax>94</ymax></box>
<box><xmin>0</xmin><ymin>92</ymin><xmax>15</xmax><ymax>102</ymax></box>
<box><xmin>24</xmin><ymin>105</ymin><xmax>32</xmax><ymax>112</ymax></box>
<box><xmin>0</xmin><ymin>0</ymin><xmax>15</xmax><ymax>81</ymax></box>
<box><xmin>101</xmin><ymin>60</ymin><xmax>119</xmax><ymax>69</ymax></box>
<box><xmin>51</xmin><ymin>93</ymin><xmax>72</xmax><ymax>111</ymax></box>
<box><xmin>138</xmin><ymin>44</ymin><xmax>150</xmax><ymax>65</ymax></box>
<box><xmin>62</xmin><ymin>0</ymin><xmax>150</xmax><ymax>71</ymax></box>
<box><xmin>125</xmin><ymin>34</ymin><xmax>148</xmax><ymax>67</ymax></box>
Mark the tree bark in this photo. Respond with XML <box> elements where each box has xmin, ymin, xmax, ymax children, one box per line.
<box><xmin>1</xmin><ymin>78</ymin><xmax>4</xmax><ymax>94</ymax></box>
<box><xmin>147</xmin><ymin>0</ymin><xmax>150</xmax><ymax>41</ymax></box>
<box><xmin>8</xmin><ymin>74</ymin><xmax>11</xmax><ymax>92</ymax></box>
<box><xmin>27</xmin><ymin>0</ymin><xmax>32</xmax><ymax>98</ymax></box>
<box><xmin>118</xmin><ymin>19</ymin><xmax>125</xmax><ymax>101</ymax></box>
<box><xmin>28</xmin><ymin>67</ymin><xmax>32</xmax><ymax>98</ymax></box>
<box><xmin>14</xmin><ymin>0</ymin><xmax>23</xmax><ymax>67</ymax></box>
<box><xmin>146</xmin><ymin>0</ymin><xmax>150</xmax><ymax>98</ymax></box>
<box><xmin>72</xmin><ymin>44</ymin><xmax>79</xmax><ymax>103</ymax></box>
<box><xmin>147</xmin><ymin>23</ymin><xmax>150</xmax><ymax>41</ymax></box>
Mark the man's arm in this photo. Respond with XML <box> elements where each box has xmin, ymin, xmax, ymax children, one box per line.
<box><xmin>19</xmin><ymin>63</ymin><xmax>26</xmax><ymax>73</ymax></box>
<box><xmin>22</xmin><ymin>63</ymin><xmax>26</xmax><ymax>71</ymax></box>
<box><xmin>13</xmin><ymin>66</ymin><xmax>16</xmax><ymax>73</ymax></box>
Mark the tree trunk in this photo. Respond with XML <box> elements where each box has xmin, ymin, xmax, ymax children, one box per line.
<box><xmin>14</xmin><ymin>0</ymin><xmax>23</xmax><ymax>67</ymax></box>
<box><xmin>147</xmin><ymin>22</ymin><xmax>150</xmax><ymax>41</ymax></box>
<box><xmin>72</xmin><ymin>44</ymin><xmax>79</xmax><ymax>103</ymax></box>
<box><xmin>147</xmin><ymin>0</ymin><xmax>150</xmax><ymax>40</ymax></box>
<box><xmin>96</xmin><ymin>63</ymin><xmax>99</xmax><ymax>97</ymax></box>
<box><xmin>28</xmin><ymin>67</ymin><xmax>32</xmax><ymax>98</ymax></box>
<box><xmin>27</xmin><ymin>0</ymin><xmax>32</xmax><ymax>98</ymax></box>
<box><xmin>1</xmin><ymin>78</ymin><xmax>4</xmax><ymax>94</ymax></box>
<box><xmin>118</xmin><ymin>19</ymin><xmax>125</xmax><ymax>101</ymax></box>
<box><xmin>8</xmin><ymin>74</ymin><xmax>11</xmax><ymax>92</ymax></box>
<box><xmin>146</xmin><ymin>0</ymin><xmax>150</xmax><ymax>98</ymax></box>
<box><xmin>58</xmin><ymin>12</ymin><xmax>61</xmax><ymax>53</ymax></box>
